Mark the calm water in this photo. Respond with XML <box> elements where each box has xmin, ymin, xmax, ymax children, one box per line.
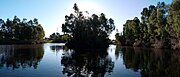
<box><xmin>0</xmin><ymin>43</ymin><xmax>179</xmax><ymax>77</ymax></box>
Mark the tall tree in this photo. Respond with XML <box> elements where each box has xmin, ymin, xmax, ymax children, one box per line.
<box><xmin>62</xmin><ymin>3</ymin><xmax>115</xmax><ymax>49</ymax></box>
<box><xmin>166</xmin><ymin>0</ymin><xmax>180</xmax><ymax>49</ymax></box>
<box><xmin>118</xmin><ymin>1</ymin><xmax>180</xmax><ymax>49</ymax></box>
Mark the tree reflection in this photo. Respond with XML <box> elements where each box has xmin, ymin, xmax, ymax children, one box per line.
<box><xmin>115</xmin><ymin>45</ymin><xmax>123</xmax><ymax>60</ymax></box>
<box><xmin>61</xmin><ymin>49</ymin><xmax>114</xmax><ymax>77</ymax></box>
<box><xmin>0</xmin><ymin>45</ymin><xmax>44</xmax><ymax>70</ymax></box>
<box><xmin>121</xmin><ymin>47</ymin><xmax>180</xmax><ymax>77</ymax></box>
<box><xmin>50</xmin><ymin>45</ymin><xmax>64</xmax><ymax>52</ymax></box>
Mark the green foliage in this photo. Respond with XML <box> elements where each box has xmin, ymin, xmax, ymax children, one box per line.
<box><xmin>123</xmin><ymin>17</ymin><xmax>140</xmax><ymax>45</ymax></box>
<box><xmin>167</xmin><ymin>0</ymin><xmax>180</xmax><ymax>38</ymax></box>
<box><xmin>49</xmin><ymin>32</ymin><xmax>61</xmax><ymax>40</ymax></box>
<box><xmin>117</xmin><ymin>1</ymin><xmax>180</xmax><ymax>49</ymax></box>
<box><xmin>49</xmin><ymin>32</ymin><xmax>72</xmax><ymax>43</ymax></box>
<box><xmin>61</xmin><ymin>34</ymin><xmax>71</xmax><ymax>42</ymax></box>
<box><xmin>115</xmin><ymin>32</ymin><xmax>125</xmax><ymax>45</ymax></box>
<box><xmin>43</xmin><ymin>39</ymin><xmax>53</xmax><ymax>43</ymax></box>
<box><xmin>0</xmin><ymin>16</ymin><xmax>45</xmax><ymax>44</ymax></box>
<box><xmin>62</xmin><ymin>3</ymin><xmax>115</xmax><ymax>49</ymax></box>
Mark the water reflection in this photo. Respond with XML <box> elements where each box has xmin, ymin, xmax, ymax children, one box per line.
<box><xmin>61</xmin><ymin>49</ymin><xmax>114</xmax><ymax>77</ymax></box>
<box><xmin>0</xmin><ymin>45</ymin><xmax>44</xmax><ymax>70</ymax></box>
<box><xmin>0</xmin><ymin>44</ymin><xmax>179</xmax><ymax>77</ymax></box>
<box><xmin>50</xmin><ymin>45</ymin><xmax>64</xmax><ymax>52</ymax></box>
<box><xmin>115</xmin><ymin>45</ymin><xmax>122</xmax><ymax>60</ymax></box>
<box><xmin>121</xmin><ymin>47</ymin><xmax>180</xmax><ymax>77</ymax></box>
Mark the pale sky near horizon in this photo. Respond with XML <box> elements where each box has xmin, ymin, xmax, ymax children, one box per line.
<box><xmin>0</xmin><ymin>0</ymin><xmax>172</xmax><ymax>39</ymax></box>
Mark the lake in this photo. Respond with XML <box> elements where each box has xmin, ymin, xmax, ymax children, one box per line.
<box><xmin>0</xmin><ymin>43</ymin><xmax>179</xmax><ymax>77</ymax></box>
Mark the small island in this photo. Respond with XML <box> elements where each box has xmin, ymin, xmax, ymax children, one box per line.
<box><xmin>62</xmin><ymin>3</ymin><xmax>115</xmax><ymax>49</ymax></box>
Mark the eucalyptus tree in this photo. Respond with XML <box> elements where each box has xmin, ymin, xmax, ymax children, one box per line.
<box><xmin>119</xmin><ymin>1</ymin><xmax>180</xmax><ymax>49</ymax></box>
<box><xmin>62</xmin><ymin>3</ymin><xmax>115</xmax><ymax>48</ymax></box>
<box><xmin>0</xmin><ymin>16</ymin><xmax>45</xmax><ymax>44</ymax></box>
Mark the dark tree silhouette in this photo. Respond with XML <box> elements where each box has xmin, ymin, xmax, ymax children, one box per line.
<box><xmin>62</xmin><ymin>3</ymin><xmax>115</xmax><ymax>49</ymax></box>
<box><xmin>0</xmin><ymin>16</ymin><xmax>45</xmax><ymax>44</ymax></box>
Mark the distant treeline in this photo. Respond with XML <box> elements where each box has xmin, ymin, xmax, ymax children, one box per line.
<box><xmin>116</xmin><ymin>1</ymin><xmax>180</xmax><ymax>49</ymax></box>
<box><xmin>48</xmin><ymin>32</ymin><xmax>71</xmax><ymax>43</ymax></box>
<box><xmin>0</xmin><ymin>16</ymin><xmax>45</xmax><ymax>44</ymax></box>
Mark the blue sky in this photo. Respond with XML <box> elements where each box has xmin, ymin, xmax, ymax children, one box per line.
<box><xmin>0</xmin><ymin>0</ymin><xmax>172</xmax><ymax>39</ymax></box>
